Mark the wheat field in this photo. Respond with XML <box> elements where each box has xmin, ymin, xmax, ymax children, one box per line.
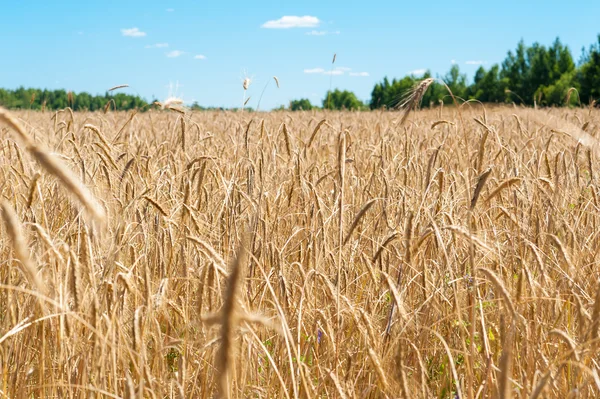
<box><xmin>1</xmin><ymin>105</ymin><xmax>600</xmax><ymax>398</ymax></box>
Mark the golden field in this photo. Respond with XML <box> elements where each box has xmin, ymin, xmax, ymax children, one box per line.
<box><xmin>1</xmin><ymin>106</ymin><xmax>600</xmax><ymax>398</ymax></box>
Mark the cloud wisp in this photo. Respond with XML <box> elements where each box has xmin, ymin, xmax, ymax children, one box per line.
<box><xmin>466</xmin><ymin>60</ymin><xmax>487</xmax><ymax>65</ymax></box>
<box><xmin>262</xmin><ymin>16</ymin><xmax>320</xmax><ymax>29</ymax></box>
<box><xmin>166</xmin><ymin>50</ymin><xmax>186</xmax><ymax>58</ymax></box>
<box><xmin>304</xmin><ymin>67</ymin><xmax>367</xmax><ymax>77</ymax></box>
<box><xmin>194</xmin><ymin>54</ymin><xmax>207</xmax><ymax>60</ymax></box>
<box><xmin>304</xmin><ymin>68</ymin><xmax>326</xmax><ymax>74</ymax></box>
<box><xmin>408</xmin><ymin>69</ymin><xmax>427</xmax><ymax>76</ymax></box>
<box><xmin>305</xmin><ymin>30</ymin><xmax>340</xmax><ymax>36</ymax></box>
<box><xmin>121</xmin><ymin>27</ymin><xmax>146</xmax><ymax>37</ymax></box>
<box><xmin>349</xmin><ymin>72</ymin><xmax>370</xmax><ymax>77</ymax></box>
<box><xmin>145</xmin><ymin>43</ymin><xmax>169</xmax><ymax>49</ymax></box>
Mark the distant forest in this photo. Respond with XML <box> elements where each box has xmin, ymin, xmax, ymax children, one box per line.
<box><xmin>366</xmin><ymin>36</ymin><xmax>600</xmax><ymax>110</ymax></box>
<box><xmin>0</xmin><ymin>88</ymin><xmax>149</xmax><ymax>111</ymax></box>
<box><xmin>2</xmin><ymin>35</ymin><xmax>600</xmax><ymax>112</ymax></box>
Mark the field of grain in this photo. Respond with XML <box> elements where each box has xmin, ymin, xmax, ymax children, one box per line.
<box><xmin>1</xmin><ymin>105</ymin><xmax>600</xmax><ymax>398</ymax></box>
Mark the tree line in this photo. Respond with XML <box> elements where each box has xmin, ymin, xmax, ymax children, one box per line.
<box><xmin>290</xmin><ymin>35</ymin><xmax>600</xmax><ymax>111</ymax></box>
<box><xmin>0</xmin><ymin>88</ymin><xmax>148</xmax><ymax>111</ymax></box>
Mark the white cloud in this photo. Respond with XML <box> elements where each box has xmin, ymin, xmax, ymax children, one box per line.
<box><xmin>466</xmin><ymin>60</ymin><xmax>486</xmax><ymax>65</ymax></box>
<box><xmin>349</xmin><ymin>72</ymin><xmax>369</xmax><ymax>77</ymax></box>
<box><xmin>77</xmin><ymin>31</ymin><xmax>84</xmax><ymax>36</ymax></box>
<box><xmin>166</xmin><ymin>50</ymin><xmax>185</xmax><ymax>58</ymax></box>
<box><xmin>262</xmin><ymin>16</ymin><xmax>320</xmax><ymax>29</ymax></box>
<box><xmin>121</xmin><ymin>27</ymin><xmax>146</xmax><ymax>37</ymax></box>
<box><xmin>166</xmin><ymin>8</ymin><xmax>174</xmax><ymax>12</ymax></box>
<box><xmin>305</xmin><ymin>67</ymin><xmax>351</xmax><ymax>76</ymax></box>
<box><xmin>451</xmin><ymin>59</ymin><xmax>457</xmax><ymax>64</ymax></box>
<box><xmin>194</xmin><ymin>54</ymin><xmax>207</xmax><ymax>60</ymax></box>
<box><xmin>145</xmin><ymin>43</ymin><xmax>169</xmax><ymax>48</ymax></box>
<box><xmin>304</xmin><ymin>68</ymin><xmax>325</xmax><ymax>74</ymax></box>
<box><xmin>409</xmin><ymin>69</ymin><xmax>427</xmax><ymax>75</ymax></box>
<box><xmin>306</xmin><ymin>30</ymin><xmax>340</xmax><ymax>36</ymax></box>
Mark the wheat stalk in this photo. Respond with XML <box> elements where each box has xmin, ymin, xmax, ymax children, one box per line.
<box><xmin>397</xmin><ymin>78</ymin><xmax>435</xmax><ymax>126</ymax></box>
<box><xmin>0</xmin><ymin>107</ymin><xmax>105</xmax><ymax>221</ymax></box>
<box><xmin>1</xmin><ymin>201</ymin><xmax>46</xmax><ymax>296</ymax></box>
<box><xmin>108</xmin><ymin>84</ymin><xmax>129</xmax><ymax>92</ymax></box>
<box><xmin>216</xmin><ymin>233</ymin><xmax>250</xmax><ymax>399</ymax></box>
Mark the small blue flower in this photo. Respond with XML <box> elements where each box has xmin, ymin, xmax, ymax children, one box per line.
<box><xmin>464</xmin><ymin>274</ymin><xmax>474</xmax><ymax>288</ymax></box>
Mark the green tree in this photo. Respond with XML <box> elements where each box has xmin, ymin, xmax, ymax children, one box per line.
<box><xmin>537</xmin><ymin>69</ymin><xmax>579</xmax><ymax>106</ymax></box>
<box><xmin>388</xmin><ymin>76</ymin><xmax>418</xmax><ymax>108</ymax></box>
<box><xmin>500</xmin><ymin>38</ymin><xmax>575</xmax><ymax>105</ymax></box>
<box><xmin>323</xmin><ymin>89</ymin><xmax>364</xmax><ymax>110</ymax></box>
<box><xmin>370</xmin><ymin>76</ymin><xmax>418</xmax><ymax>109</ymax></box>
<box><xmin>370</xmin><ymin>82</ymin><xmax>385</xmax><ymax>109</ymax></box>
<box><xmin>370</xmin><ymin>70</ymin><xmax>447</xmax><ymax>110</ymax></box>
<box><xmin>467</xmin><ymin>65</ymin><xmax>508</xmax><ymax>103</ymax></box>
<box><xmin>442</xmin><ymin>65</ymin><xmax>468</xmax><ymax>101</ymax></box>
<box><xmin>501</xmin><ymin>40</ymin><xmax>529</xmax><ymax>104</ymax></box>
<box><xmin>370</xmin><ymin>76</ymin><xmax>401</xmax><ymax>109</ymax></box>
<box><xmin>577</xmin><ymin>35</ymin><xmax>600</xmax><ymax>105</ymax></box>
<box><xmin>289</xmin><ymin>98</ymin><xmax>313</xmax><ymax>111</ymax></box>
<box><xmin>74</xmin><ymin>92</ymin><xmax>92</xmax><ymax>111</ymax></box>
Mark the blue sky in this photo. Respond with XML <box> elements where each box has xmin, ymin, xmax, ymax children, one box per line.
<box><xmin>1</xmin><ymin>0</ymin><xmax>599</xmax><ymax>110</ymax></box>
